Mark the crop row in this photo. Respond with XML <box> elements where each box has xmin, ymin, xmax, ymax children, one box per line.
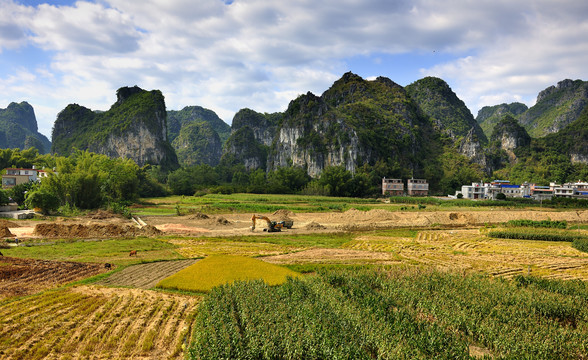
<box><xmin>190</xmin><ymin>268</ymin><xmax>588</xmax><ymax>359</ymax></box>
<box><xmin>505</xmin><ymin>219</ymin><xmax>568</xmax><ymax>228</ymax></box>
<box><xmin>0</xmin><ymin>287</ymin><xmax>199</xmax><ymax>360</ymax></box>
<box><xmin>488</xmin><ymin>229</ymin><xmax>585</xmax><ymax>242</ymax></box>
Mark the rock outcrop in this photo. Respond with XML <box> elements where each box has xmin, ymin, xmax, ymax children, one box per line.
<box><xmin>51</xmin><ymin>86</ymin><xmax>178</xmax><ymax>169</ymax></box>
<box><xmin>222</xmin><ymin>72</ymin><xmax>438</xmax><ymax>178</ymax></box>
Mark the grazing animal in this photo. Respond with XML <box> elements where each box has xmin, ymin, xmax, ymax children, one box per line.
<box><xmin>129</xmin><ymin>250</ymin><xmax>137</xmax><ymax>257</ymax></box>
<box><xmin>104</xmin><ymin>263</ymin><xmax>112</xmax><ymax>270</ymax></box>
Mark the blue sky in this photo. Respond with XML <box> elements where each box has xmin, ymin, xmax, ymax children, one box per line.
<box><xmin>1</xmin><ymin>0</ymin><xmax>588</xmax><ymax>138</ymax></box>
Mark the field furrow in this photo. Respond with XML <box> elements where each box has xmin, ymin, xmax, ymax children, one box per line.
<box><xmin>0</xmin><ymin>286</ymin><xmax>200</xmax><ymax>360</ymax></box>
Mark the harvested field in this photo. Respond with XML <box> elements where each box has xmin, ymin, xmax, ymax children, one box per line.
<box><xmin>0</xmin><ymin>257</ymin><xmax>107</xmax><ymax>300</ymax></box>
<box><xmin>97</xmin><ymin>259</ymin><xmax>199</xmax><ymax>289</ymax></box>
<box><xmin>0</xmin><ymin>286</ymin><xmax>199</xmax><ymax>360</ymax></box>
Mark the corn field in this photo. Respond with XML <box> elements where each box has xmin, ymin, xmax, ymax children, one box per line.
<box><xmin>190</xmin><ymin>268</ymin><xmax>588</xmax><ymax>360</ymax></box>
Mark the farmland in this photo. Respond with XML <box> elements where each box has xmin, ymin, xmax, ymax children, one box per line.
<box><xmin>1</xmin><ymin>194</ymin><xmax>588</xmax><ymax>359</ymax></box>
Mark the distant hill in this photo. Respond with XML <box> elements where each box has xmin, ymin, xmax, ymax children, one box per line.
<box><xmin>223</xmin><ymin>72</ymin><xmax>441</xmax><ymax>179</ymax></box>
<box><xmin>167</xmin><ymin>106</ymin><xmax>230</xmax><ymax>166</ymax></box>
<box><xmin>167</xmin><ymin>106</ymin><xmax>230</xmax><ymax>144</ymax></box>
<box><xmin>518</xmin><ymin>79</ymin><xmax>588</xmax><ymax>137</ymax></box>
<box><xmin>406</xmin><ymin>77</ymin><xmax>487</xmax><ymax>144</ymax></box>
<box><xmin>476</xmin><ymin>102</ymin><xmax>528</xmax><ymax>139</ymax></box>
<box><xmin>0</xmin><ymin>102</ymin><xmax>51</xmax><ymax>153</ymax></box>
<box><xmin>51</xmin><ymin>86</ymin><xmax>178</xmax><ymax>170</ymax></box>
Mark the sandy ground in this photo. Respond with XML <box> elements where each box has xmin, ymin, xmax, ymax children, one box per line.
<box><xmin>4</xmin><ymin>208</ymin><xmax>587</xmax><ymax>239</ymax></box>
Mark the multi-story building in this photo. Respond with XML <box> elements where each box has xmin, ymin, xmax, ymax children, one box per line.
<box><xmin>2</xmin><ymin>168</ymin><xmax>39</xmax><ymax>188</ymax></box>
<box><xmin>460</xmin><ymin>182</ymin><xmax>485</xmax><ymax>199</ymax></box>
<box><xmin>382</xmin><ymin>178</ymin><xmax>404</xmax><ymax>196</ymax></box>
<box><xmin>407</xmin><ymin>179</ymin><xmax>428</xmax><ymax>196</ymax></box>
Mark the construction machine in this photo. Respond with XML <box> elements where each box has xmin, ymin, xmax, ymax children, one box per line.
<box><xmin>251</xmin><ymin>215</ymin><xmax>293</xmax><ymax>232</ymax></box>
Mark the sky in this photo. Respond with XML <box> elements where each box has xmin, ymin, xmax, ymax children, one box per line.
<box><xmin>1</xmin><ymin>0</ymin><xmax>588</xmax><ymax>139</ymax></box>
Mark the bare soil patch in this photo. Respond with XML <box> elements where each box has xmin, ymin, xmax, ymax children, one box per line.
<box><xmin>97</xmin><ymin>259</ymin><xmax>199</xmax><ymax>289</ymax></box>
<box><xmin>32</xmin><ymin>223</ymin><xmax>162</xmax><ymax>238</ymax></box>
<box><xmin>0</xmin><ymin>257</ymin><xmax>107</xmax><ymax>300</ymax></box>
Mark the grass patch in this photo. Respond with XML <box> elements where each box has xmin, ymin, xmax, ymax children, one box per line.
<box><xmin>156</xmin><ymin>255</ymin><xmax>301</xmax><ymax>292</ymax></box>
<box><xmin>0</xmin><ymin>237</ymin><xmax>183</xmax><ymax>265</ymax></box>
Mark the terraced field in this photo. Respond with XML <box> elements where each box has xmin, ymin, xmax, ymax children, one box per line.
<box><xmin>0</xmin><ymin>286</ymin><xmax>199</xmax><ymax>360</ymax></box>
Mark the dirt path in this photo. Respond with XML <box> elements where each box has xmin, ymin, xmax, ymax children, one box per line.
<box><xmin>97</xmin><ymin>259</ymin><xmax>199</xmax><ymax>289</ymax></box>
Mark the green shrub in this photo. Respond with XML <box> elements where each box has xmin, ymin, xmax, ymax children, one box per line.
<box><xmin>572</xmin><ymin>238</ymin><xmax>588</xmax><ymax>253</ymax></box>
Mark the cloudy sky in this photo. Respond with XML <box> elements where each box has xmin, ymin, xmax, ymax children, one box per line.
<box><xmin>1</xmin><ymin>0</ymin><xmax>587</xmax><ymax>138</ymax></box>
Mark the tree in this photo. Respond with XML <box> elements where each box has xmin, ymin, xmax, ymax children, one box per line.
<box><xmin>25</xmin><ymin>189</ymin><xmax>59</xmax><ymax>214</ymax></box>
<box><xmin>318</xmin><ymin>166</ymin><xmax>353</xmax><ymax>197</ymax></box>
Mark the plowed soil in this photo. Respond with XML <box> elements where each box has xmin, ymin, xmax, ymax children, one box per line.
<box><xmin>97</xmin><ymin>259</ymin><xmax>199</xmax><ymax>289</ymax></box>
<box><xmin>0</xmin><ymin>257</ymin><xmax>107</xmax><ymax>300</ymax></box>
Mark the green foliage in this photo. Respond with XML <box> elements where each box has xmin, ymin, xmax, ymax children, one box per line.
<box><xmin>437</xmin><ymin>149</ymin><xmax>485</xmax><ymax>195</ymax></box>
<box><xmin>40</xmin><ymin>150</ymin><xmax>141</xmax><ymax>209</ymax></box>
<box><xmin>24</xmin><ymin>189</ymin><xmax>59</xmax><ymax>214</ymax></box>
<box><xmin>7</xmin><ymin>181</ymin><xmax>38</xmax><ymax>204</ymax></box>
<box><xmin>505</xmin><ymin>219</ymin><xmax>567</xmax><ymax>229</ymax></box>
<box><xmin>190</xmin><ymin>268</ymin><xmax>588</xmax><ymax>359</ymax></box>
<box><xmin>0</xmin><ymin>189</ymin><xmax>9</xmax><ymax>206</ymax></box>
<box><xmin>495</xmin><ymin>192</ymin><xmax>507</xmax><ymax>200</ymax></box>
<box><xmin>317</xmin><ymin>165</ymin><xmax>353</xmax><ymax>196</ymax></box>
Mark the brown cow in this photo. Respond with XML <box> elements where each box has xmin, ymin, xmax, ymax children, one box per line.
<box><xmin>129</xmin><ymin>250</ymin><xmax>137</xmax><ymax>257</ymax></box>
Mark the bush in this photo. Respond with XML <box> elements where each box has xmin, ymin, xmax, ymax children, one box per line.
<box><xmin>495</xmin><ymin>192</ymin><xmax>507</xmax><ymax>200</ymax></box>
<box><xmin>25</xmin><ymin>190</ymin><xmax>60</xmax><ymax>215</ymax></box>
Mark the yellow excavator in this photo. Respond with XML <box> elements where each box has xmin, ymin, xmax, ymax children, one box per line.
<box><xmin>250</xmin><ymin>215</ymin><xmax>293</xmax><ymax>232</ymax></box>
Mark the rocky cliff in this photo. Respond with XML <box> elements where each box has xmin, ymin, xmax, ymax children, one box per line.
<box><xmin>222</xmin><ymin>72</ymin><xmax>438</xmax><ymax>178</ymax></box>
<box><xmin>51</xmin><ymin>86</ymin><xmax>178</xmax><ymax>169</ymax></box>
<box><xmin>0</xmin><ymin>101</ymin><xmax>51</xmax><ymax>153</ymax></box>
<box><xmin>518</xmin><ymin>79</ymin><xmax>588</xmax><ymax>137</ymax></box>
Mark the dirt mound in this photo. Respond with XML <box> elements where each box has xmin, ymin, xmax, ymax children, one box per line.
<box><xmin>33</xmin><ymin>223</ymin><xmax>162</xmax><ymax>238</ymax></box>
<box><xmin>0</xmin><ymin>219</ymin><xmax>19</xmax><ymax>228</ymax></box>
<box><xmin>86</xmin><ymin>209</ymin><xmax>123</xmax><ymax>220</ymax></box>
<box><xmin>0</xmin><ymin>226</ymin><xmax>14</xmax><ymax>237</ymax></box>
<box><xmin>273</xmin><ymin>209</ymin><xmax>295</xmax><ymax>220</ymax></box>
<box><xmin>305</xmin><ymin>221</ymin><xmax>326</xmax><ymax>230</ymax></box>
<box><xmin>216</xmin><ymin>216</ymin><xmax>231</xmax><ymax>225</ymax></box>
<box><xmin>189</xmin><ymin>212</ymin><xmax>210</xmax><ymax>220</ymax></box>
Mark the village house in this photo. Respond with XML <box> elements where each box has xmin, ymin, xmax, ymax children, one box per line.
<box><xmin>407</xmin><ymin>179</ymin><xmax>429</xmax><ymax>196</ymax></box>
<box><xmin>1</xmin><ymin>167</ymin><xmax>55</xmax><ymax>189</ymax></box>
<box><xmin>381</xmin><ymin>178</ymin><xmax>404</xmax><ymax>196</ymax></box>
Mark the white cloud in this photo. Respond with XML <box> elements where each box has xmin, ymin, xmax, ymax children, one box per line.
<box><xmin>0</xmin><ymin>0</ymin><xmax>587</xmax><ymax>138</ymax></box>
